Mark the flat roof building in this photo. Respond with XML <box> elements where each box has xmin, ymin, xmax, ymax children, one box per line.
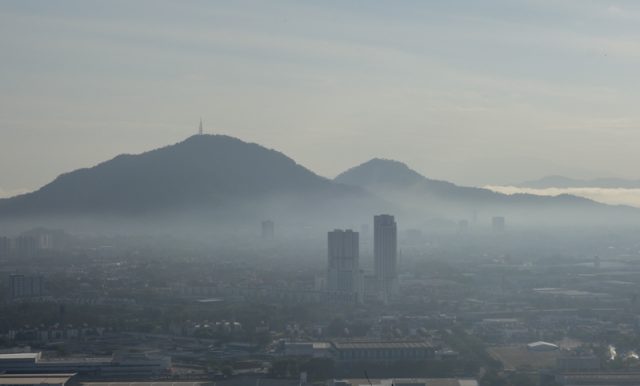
<box><xmin>0</xmin><ymin>352</ymin><xmax>170</xmax><ymax>379</ymax></box>
<box><xmin>329</xmin><ymin>378</ymin><xmax>478</xmax><ymax>386</ymax></box>
<box><xmin>0</xmin><ymin>373</ymin><xmax>76</xmax><ymax>386</ymax></box>
<box><xmin>330</xmin><ymin>341</ymin><xmax>434</xmax><ymax>363</ymax></box>
<box><xmin>557</xmin><ymin>372</ymin><xmax>640</xmax><ymax>385</ymax></box>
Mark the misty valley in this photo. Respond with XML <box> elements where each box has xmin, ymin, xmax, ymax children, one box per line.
<box><xmin>3</xmin><ymin>2</ymin><xmax>640</xmax><ymax>386</ymax></box>
<box><xmin>1</xmin><ymin>135</ymin><xmax>640</xmax><ymax>386</ymax></box>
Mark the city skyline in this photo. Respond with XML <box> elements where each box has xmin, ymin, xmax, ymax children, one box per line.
<box><xmin>3</xmin><ymin>2</ymin><xmax>640</xmax><ymax>385</ymax></box>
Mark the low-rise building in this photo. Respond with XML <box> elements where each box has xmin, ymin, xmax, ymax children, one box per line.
<box><xmin>557</xmin><ymin>372</ymin><xmax>640</xmax><ymax>385</ymax></box>
<box><xmin>330</xmin><ymin>341</ymin><xmax>434</xmax><ymax>363</ymax></box>
<box><xmin>0</xmin><ymin>373</ymin><xmax>76</xmax><ymax>386</ymax></box>
<box><xmin>328</xmin><ymin>378</ymin><xmax>478</xmax><ymax>386</ymax></box>
<box><xmin>0</xmin><ymin>352</ymin><xmax>170</xmax><ymax>379</ymax></box>
<box><xmin>556</xmin><ymin>356</ymin><xmax>600</xmax><ymax>372</ymax></box>
<box><xmin>283</xmin><ymin>342</ymin><xmax>332</xmax><ymax>358</ymax></box>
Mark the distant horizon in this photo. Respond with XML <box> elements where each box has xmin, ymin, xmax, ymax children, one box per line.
<box><xmin>1</xmin><ymin>132</ymin><xmax>639</xmax><ymax>211</ymax></box>
<box><xmin>3</xmin><ymin>1</ymin><xmax>640</xmax><ymax>194</ymax></box>
<box><xmin>2</xmin><ymin>3</ymin><xmax>640</xmax><ymax>382</ymax></box>
<box><xmin>0</xmin><ymin>131</ymin><xmax>626</xmax><ymax>192</ymax></box>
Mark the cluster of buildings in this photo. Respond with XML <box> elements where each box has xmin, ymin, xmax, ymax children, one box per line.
<box><xmin>0</xmin><ymin>352</ymin><xmax>171</xmax><ymax>379</ymax></box>
<box><xmin>0</xmin><ymin>229</ymin><xmax>67</xmax><ymax>259</ymax></box>
<box><xmin>282</xmin><ymin>340</ymin><xmax>434</xmax><ymax>364</ymax></box>
<box><xmin>9</xmin><ymin>274</ymin><xmax>44</xmax><ymax>299</ymax></box>
<box><xmin>0</xmin><ymin>236</ymin><xmax>39</xmax><ymax>259</ymax></box>
<box><xmin>326</xmin><ymin>215</ymin><xmax>398</xmax><ymax>304</ymax></box>
<box><xmin>0</xmin><ymin>326</ymin><xmax>105</xmax><ymax>344</ymax></box>
<box><xmin>328</xmin><ymin>379</ymin><xmax>478</xmax><ymax>386</ymax></box>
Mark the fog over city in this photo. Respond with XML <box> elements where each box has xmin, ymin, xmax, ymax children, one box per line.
<box><xmin>3</xmin><ymin>2</ymin><xmax>640</xmax><ymax>386</ymax></box>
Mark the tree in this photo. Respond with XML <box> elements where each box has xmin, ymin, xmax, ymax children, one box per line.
<box><xmin>300</xmin><ymin>358</ymin><xmax>335</xmax><ymax>380</ymax></box>
<box><xmin>221</xmin><ymin>365</ymin><xmax>233</xmax><ymax>378</ymax></box>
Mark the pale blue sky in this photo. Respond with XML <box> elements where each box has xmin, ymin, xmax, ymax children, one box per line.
<box><xmin>2</xmin><ymin>0</ymin><xmax>640</xmax><ymax>196</ymax></box>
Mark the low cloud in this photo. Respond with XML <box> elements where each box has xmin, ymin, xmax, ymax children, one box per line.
<box><xmin>485</xmin><ymin>186</ymin><xmax>640</xmax><ymax>208</ymax></box>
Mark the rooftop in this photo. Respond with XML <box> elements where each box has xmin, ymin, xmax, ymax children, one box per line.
<box><xmin>333</xmin><ymin>378</ymin><xmax>478</xmax><ymax>386</ymax></box>
<box><xmin>331</xmin><ymin>341</ymin><xmax>433</xmax><ymax>350</ymax></box>
<box><xmin>0</xmin><ymin>353</ymin><xmax>40</xmax><ymax>360</ymax></box>
<box><xmin>562</xmin><ymin>372</ymin><xmax>640</xmax><ymax>380</ymax></box>
<box><xmin>40</xmin><ymin>356</ymin><xmax>112</xmax><ymax>364</ymax></box>
<box><xmin>0</xmin><ymin>373</ymin><xmax>75</xmax><ymax>385</ymax></box>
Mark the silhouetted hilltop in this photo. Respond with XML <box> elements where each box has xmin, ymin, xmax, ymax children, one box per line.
<box><xmin>334</xmin><ymin>159</ymin><xmax>632</xmax><ymax>224</ymax></box>
<box><xmin>335</xmin><ymin>158</ymin><xmax>427</xmax><ymax>187</ymax></box>
<box><xmin>0</xmin><ymin>135</ymin><xmax>366</xmax><ymax>217</ymax></box>
<box><xmin>335</xmin><ymin>158</ymin><xmax>501</xmax><ymax>202</ymax></box>
<box><xmin>0</xmin><ymin>138</ymin><xmax>636</xmax><ymax>231</ymax></box>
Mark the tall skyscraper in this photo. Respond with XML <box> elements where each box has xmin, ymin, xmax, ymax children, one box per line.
<box><xmin>492</xmin><ymin>216</ymin><xmax>506</xmax><ymax>232</ymax></box>
<box><xmin>374</xmin><ymin>214</ymin><xmax>397</xmax><ymax>300</ymax></box>
<box><xmin>261</xmin><ymin>220</ymin><xmax>275</xmax><ymax>239</ymax></box>
<box><xmin>327</xmin><ymin>229</ymin><xmax>361</xmax><ymax>302</ymax></box>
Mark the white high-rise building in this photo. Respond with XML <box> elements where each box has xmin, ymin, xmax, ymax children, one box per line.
<box><xmin>374</xmin><ymin>214</ymin><xmax>397</xmax><ymax>300</ymax></box>
<box><xmin>327</xmin><ymin>229</ymin><xmax>362</xmax><ymax>302</ymax></box>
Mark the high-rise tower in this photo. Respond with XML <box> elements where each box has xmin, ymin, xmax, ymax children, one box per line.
<box><xmin>492</xmin><ymin>216</ymin><xmax>506</xmax><ymax>232</ymax></box>
<box><xmin>261</xmin><ymin>220</ymin><xmax>275</xmax><ymax>239</ymax></box>
<box><xmin>374</xmin><ymin>214</ymin><xmax>397</xmax><ymax>300</ymax></box>
<box><xmin>327</xmin><ymin>229</ymin><xmax>361</xmax><ymax>302</ymax></box>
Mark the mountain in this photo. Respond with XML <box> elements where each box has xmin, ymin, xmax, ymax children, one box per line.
<box><xmin>334</xmin><ymin>159</ymin><xmax>635</xmax><ymax>225</ymax></box>
<box><xmin>0</xmin><ymin>135</ymin><xmax>374</xmax><ymax>222</ymax></box>
<box><xmin>335</xmin><ymin>158</ymin><xmax>498</xmax><ymax>202</ymax></box>
<box><xmin>519</xmin><ymin>175</ymin><xmax>640</xmax><ymax>189</ymax></box>
<box><xmin>0</xmin><ymin>138</ymin><xmax>636</xmax><ymax>233</ymax></box>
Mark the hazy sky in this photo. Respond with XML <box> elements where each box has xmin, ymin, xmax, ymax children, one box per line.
<box><xmin>2</xmin><ymin>0</ymin><xmax>640</xmax><ymax>196</ymax></box>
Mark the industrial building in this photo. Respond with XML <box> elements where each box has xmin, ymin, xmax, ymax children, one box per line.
<box><xmin>328</xmin><ymin>378</ymin><xmax>478</xmax><ymax>386</ymax></box>
<box><xmin>557</xmin><ymin>372</ymin><xmax>640</xmax><ymax>385</ymax></box>
<box><xmin>0</xmin><ymin>352</ymin><xmax>170</xmax><ymax>379</ymax></box>
<box><xmin>0</xmin><ymin>373</ymin><xmax>77</xmax><ymax>386</ymax></box>
<box><xmin>330</xmin><ymin>341</ymin><xmax>434</xmax><ymax>363</ymax></box>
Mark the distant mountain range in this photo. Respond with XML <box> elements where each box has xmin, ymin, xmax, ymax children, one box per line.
<box><xmin>518</xmin><ymin>175</ymin><xmax>640</xmax><ymax>189</ymax></box>
<box><xmin>0</xmin><ymin>135</ymin><xmax>636</xmax><ymax>231</ymax></box>
<box><xmin>0</xmin><ymin>135</ymin><xmax>376</xmax><ymax>222</ymax></box>
<box><xmin>334</xmin><ymin>159</ymin><xmax>627</xmax><ymax>223</ymax></box>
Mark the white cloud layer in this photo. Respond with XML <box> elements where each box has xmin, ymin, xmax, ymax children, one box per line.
<box><xmin>485</xmin><ymin>185</ymin><xmax>640</xmax><ymax>208</ymax></box>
